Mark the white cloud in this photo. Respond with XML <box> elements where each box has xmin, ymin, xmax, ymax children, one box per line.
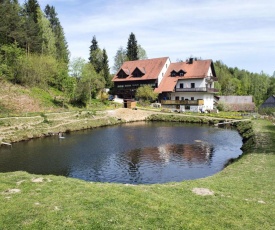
<box><xmin>18</xmin><ymin>0</ymin><xmax>275</xmax><ymax>75</ymax></box>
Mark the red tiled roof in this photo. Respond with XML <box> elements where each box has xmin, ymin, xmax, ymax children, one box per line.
<box><xmin>112</xmin><ymin>57</ymin><xmax>169</xmax><ymax>82</ymax></box>
<box><xmin>155</xmin><ymin>59</ymin><xmax>213</xmax><ymax>93</ymax></box>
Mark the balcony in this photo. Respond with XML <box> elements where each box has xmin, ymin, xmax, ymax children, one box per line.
<box><xmin>161</xmin><ymin>99</ymin><xmax>204</xmax><ymax>105</ymax></box>
<box><xmin>175</xmin><ymin>87</ymin><xmax>218</xmax><ymax>93</ymax></box>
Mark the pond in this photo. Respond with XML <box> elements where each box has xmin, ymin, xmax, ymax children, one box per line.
<box><xmin>0</xmin><ymin>122</ymin><xmax>243</xmax><ymax>184</ymax></box>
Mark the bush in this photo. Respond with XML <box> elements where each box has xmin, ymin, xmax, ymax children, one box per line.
<box><xmin>258</xmin><ymin>107</ymin><xmax>275</xmax><ymax>116</ymax></box>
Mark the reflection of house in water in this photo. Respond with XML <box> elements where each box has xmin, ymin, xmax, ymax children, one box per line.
<box><xmin>125</xmin><ymin>142</ymin><xmax>214</xmax><ymax>168</ymax></box>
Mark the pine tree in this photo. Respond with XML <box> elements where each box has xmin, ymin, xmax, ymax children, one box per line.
<box><xmin>102</xmin><ymin>48</ymin><xmax>110</xmax><ymax>87</ymax></box>
<box><xmin>22</xmin><ymin>0</ymin><xmax>43</xmax><ymax>54</ymax></box>
<box><xmin>88</xmin><ymin>35</ymin><xmax>103</xmax><ymax>73</ymax></box>
<box><xmin>24</xmin><ymin>0</ymin><xmax>40</xmax><ymax>23</ymax></box>
<box><xmin>89</xmin><ymin>36</ymin><xmax>98</xmax><ymax>55</ymax></box>
<box><xmin>126</xmin><ymin>32</ymin><xmax>138</xmax><ymax>61</ymax></box>
<box><xmin>44</xmin><ymin>5</ymin><xmax>69</xmax><ymax>63</ymax></box>
<box><xmin>0</xmin><ymin>0</ymin><xmax>24</xmax><ymax>45</ymax></box>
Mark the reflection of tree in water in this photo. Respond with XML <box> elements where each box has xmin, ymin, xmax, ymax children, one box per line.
<box><xmin>125</xmin><ymin>142</ymin><xmax>214</xmax><ymax>169</ymax></box>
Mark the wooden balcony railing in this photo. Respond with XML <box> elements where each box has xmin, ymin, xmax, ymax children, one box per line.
<box><xmin>161</xmin><ymin>99</ymin><xmax>204</xmax><ymax>105</ymax></box>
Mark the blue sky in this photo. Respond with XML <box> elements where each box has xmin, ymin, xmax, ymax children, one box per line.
<box><xmin>21</xmin><ymin>0</ymin><xmax>275</xmax><ymax>75</ymax></box>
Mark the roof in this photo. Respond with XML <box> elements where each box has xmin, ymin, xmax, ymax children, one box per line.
<box><xmin>260</xmin><ymin>95</ymin><xmax>275</xmax><ymax>108</ymax></box>
<box><xmin>112</xmin><ymin>57</ymin><xmax>169</xmax><ymax>82</ymax></box>
<box><xmin>155</xmin><ymin>59</ymin><xmax>214</xmax><ymax>93</ymax></box>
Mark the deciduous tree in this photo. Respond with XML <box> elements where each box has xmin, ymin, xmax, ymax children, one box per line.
<box><xmin>136</xmin><ymin>85</ymin><xmax>158</xmax><ymax>102</ymax></box>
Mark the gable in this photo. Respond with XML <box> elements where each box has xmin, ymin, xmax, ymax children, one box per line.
<box><xmin>117</xmin><ymin>68</ymin><xmax>130</xmax><ymax>78</ymax></box>
<box><xmin>132</xmin><ymin>67</ymin><xmax>145</xmax><ymax>77</ymax></box>
<box><xmin>261</xmin><ymin>95</ymin><xmax>275</xmax><ymax>108</ymax></box>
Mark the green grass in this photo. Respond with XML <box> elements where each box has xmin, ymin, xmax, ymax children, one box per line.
<box><xmin>0</xmin><ymin>119</ymin><xmax>275</xmax><ymax>229</ymax></box>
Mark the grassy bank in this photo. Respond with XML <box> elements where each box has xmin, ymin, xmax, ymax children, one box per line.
<box><xmin>0</xmin><ymin>119</ymin><xmax>274</xmax><ymax>229</ymax></box>
<box><xmin>0</xmin><ymin>110</ymin><xmax>122</xmax><ymax>143</ymax></box>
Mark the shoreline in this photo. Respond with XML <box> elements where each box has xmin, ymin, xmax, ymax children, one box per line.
<box><xmin>0</xmin><ymin>108</ymin><xmax>246</xmax><ymax>145</ymax></box>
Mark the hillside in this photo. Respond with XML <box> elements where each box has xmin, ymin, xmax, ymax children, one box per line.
<box><xmin>0</xmin><ymin>78</ymin><xmax>66</xmax><ymax>116</ymax></box>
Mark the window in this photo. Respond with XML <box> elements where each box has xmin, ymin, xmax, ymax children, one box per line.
<box><xmin>118</xmin><ymin>73</ymin><xmax>126</xmax><ymax>78</ymax></box>
<box><xmin>132</xmin><ymin>68</ymin><xmax>144</xmax><ymax>78</ymax></box>
<box><xmin>191</xmin><ymin>83</ymin><xmax>195</xmax><ymax>88</ymax></box>
<box><xmin>175</xmin><ymin>96</ymin><xmax>179</xmax><ymax>101</ymax></box>
<box><xmin>171</xmin><ymin>72</ymin><xmax>176</xmax><ymax>77</ymax></box>
<box><xmin>179</xmin><ymin>72</ymin><xmax>184</xmax><ymax>76</ymax></box>
<box><xmin>191</xmin><ymin>97</ymin><xmax>194</xmax><ymax>100</ymax></box>
<box><xmin>181</xmin><ymin>97</ymin><xmax>184</xmax><ymax>101</ymax></box>
<box><xmin>180</xmin><ymin>83</ymin><xmax>184</xmax><ymax>88</ymax></box>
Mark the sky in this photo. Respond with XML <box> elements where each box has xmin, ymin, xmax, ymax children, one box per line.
<box><xmin>20</xmin><ymin>0</ymin><xmax>275</xmax><ymax>75</ymax></box>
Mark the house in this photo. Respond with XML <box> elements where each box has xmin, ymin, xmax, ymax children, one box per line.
<box><xmin>260</xmin><ymin>95</ymin><xmax>275</xmax><ymax>108</ymax></box>
<box><xmin>112</xmin><ymin>57</ymin><xmax>218</xmax><ymax>112</ymax></box>
<box><xmin>155</xmin><ymin>58</ymin><xmax>218</xmax><ymax>112</ymax></box>
<box><xmin>218</xmin><ymin>96</ymin><xmax>256</xmax><ymax>112</ymax></box>
<box><xmin>112</xmin><ymin>57</ymin><xmax>170</xmax><ymax>99</ymax></box>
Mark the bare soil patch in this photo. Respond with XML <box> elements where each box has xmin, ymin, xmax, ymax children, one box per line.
<box><xmin>106</xmin><ymin>108</ymin><xmax>155</xmax><ymax>122</ymax></box>
<box><xmin>192</xmin><ymin>188</ymin><xmax>214</xmax><ymax>196</ymax></box>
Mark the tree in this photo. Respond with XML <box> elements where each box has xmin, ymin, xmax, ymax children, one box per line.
<box><xmin>69</xmin><ymin>57</ymin><xmax>86</xmax><ymax>79</ymax></box>
<box><xmin>126</xmin><ymin>32</ymin><xmax>138</xmax><ymax>61</ymax></box>
<box><xmin>74</xmin><ymin>63</ymin><xmax>105</xmax><ymax>106</ymax></box>
<box><xmin>113</xmin><ymin>46</ymin><xmax>127</xmax><ymax>73</ymax></box>
<box><xmin>136</xmin><ymin>85</ymin><xmax>158</xmax><ymax>102</ymax></box>
<box><xmin>0</xmin><ymin>43</ymin><xmax>24</xmax><ymax>83</ymax></box>
<box><xmin>24</xmin><ymin>0</ymin><xmax>40</xmax><ymax>23</ymax></box>
<box><xmin>44</xmin><ymin>5</ymin><xmax>69</xmax><ymax>63</ymax></box>
<box><xmin>37</xmin><ymin>8</ymin><xmax>56</xmax><ymax>56</ymax></box>
<box><xmin>137</xmin><ymin>44</ymin><xmax>147</xmax><ymax>60</ymax></box>
<box><xmin>88</xmin><ymin>36</ymin><xmax>103</xmax><ymax>73</ymax></box>
<box><xmin>89</xmin><ymin>36</ymin><xmax>98</xmax><ymax>54</ymax></box>
<box><xmin>0</xmin><ymin>0</ymin><xmax>24</xmax><ymax>46</ymax></box>
<box><xmin>101</xmin><ymin>48</ymin><xmax>111</xmax><ymax>87</ymax></box>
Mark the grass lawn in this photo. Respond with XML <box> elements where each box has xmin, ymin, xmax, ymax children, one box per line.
<box><xmin>0</xmin><ymin>119</ymin><xmax>274</xmax><ymax>229</ymax></box>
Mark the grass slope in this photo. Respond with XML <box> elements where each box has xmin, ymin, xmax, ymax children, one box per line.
<box><xmin>0</xmin><ymin>120</ymin><xmax>274</xmax><ymax>229</ymax></box>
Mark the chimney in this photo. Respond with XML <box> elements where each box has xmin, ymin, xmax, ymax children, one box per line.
<box><xmin>189</xmin><ymin>58</ymin><xmax>194</xmax><ymax>64</ymax></box>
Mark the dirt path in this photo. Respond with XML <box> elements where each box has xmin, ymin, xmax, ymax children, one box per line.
<box><xmin>106</xmin><ymin>108</ymin><xmax>155</xmax><ymax>122</ymax></box>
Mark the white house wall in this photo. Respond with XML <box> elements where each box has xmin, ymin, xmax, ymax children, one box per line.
<box><xmin>157</xmin><ymin>58</ymin><xmax>171</xmax><ymax>86</ymax></box>
<box><xmin>207</xmin><ymin>66</ymin><xmax>213</xmax><ymax>76</ymax></box>
<box><xmin>171</xmin><ymin>92</ymin><xmax>214</xmax><ymax>110</ymax></box>
<box><xmin>176</xmin><ymin>78</ymin><xmax>206</xmax><ymax>88</ymax></box>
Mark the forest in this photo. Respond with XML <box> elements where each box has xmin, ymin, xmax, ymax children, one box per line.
<box><xmin>1</xmin><ymin>0</ymin><xmax>274</xmax><ymax>108</ymax></box>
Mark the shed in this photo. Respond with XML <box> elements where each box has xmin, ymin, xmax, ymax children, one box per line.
<box><xmin>123</xmin><ymin>99</ymin><xmax>137</xmax><ymax>109</ymax></box>
<box><xmin>260</xmin><ymin>95</ymin><xmax>275</xmax><ymax>108</ymax></box>
<box><xmin>218</xmin><ymin>96</ymin><xmax>255</xmax><ymax>112</ymax></box>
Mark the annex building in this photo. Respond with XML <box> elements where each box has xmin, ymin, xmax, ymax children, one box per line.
<box><xmin>112</xmin><ymin>57</ymin><xmax>218</xmax><ymax>112</ymax></box>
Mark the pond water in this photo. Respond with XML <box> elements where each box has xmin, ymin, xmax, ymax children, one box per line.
<box><xmin>0</xmin><ymin>122</ymin><xmax>243</xmax><ymax>184</ymax></box>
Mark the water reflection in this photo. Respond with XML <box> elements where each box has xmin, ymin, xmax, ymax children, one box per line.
<box><xmin>122</xmin><ymin>142</ymin><xmax>214</xmax><ymax>183</ymax></box>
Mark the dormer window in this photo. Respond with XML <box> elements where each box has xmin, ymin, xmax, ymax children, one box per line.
<box><xmin>117</xmin><ymin>68</ymin><xmax>130</xmax><ymax>78</ymax></box>
<box><xmin>132</xmin><ymin>67</ymin><xmax>145</xmax><ymax>78</ymax></box>
<box><xmin>178</xmin><ymin>69</ymin><xmax>186</xmax><ymax>77</ymax></box>
<box><xmin>171</xmin><ymin>69</ymin><xmax>186</xmax><ymax>77</ymax></box>
<box><xmin>171</xmin><ymin>70</ymin><xmax>177</xmax><ymax>77</ymax></box>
